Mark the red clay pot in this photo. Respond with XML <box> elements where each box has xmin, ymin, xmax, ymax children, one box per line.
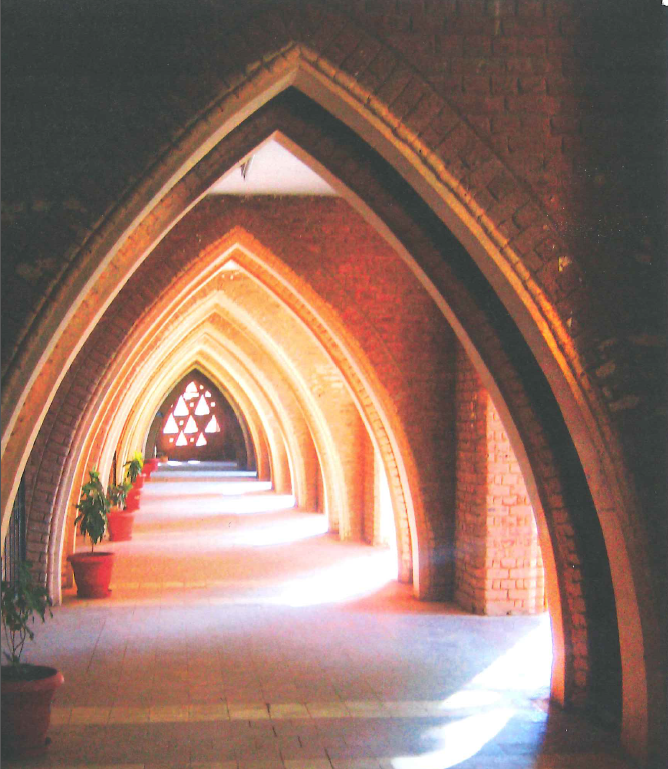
<box><xmin>133</xmin><ymin>475</ymin><xmax>145</xmax><ymax>490</ymax></box>
<box><xmin>107</xmin><ymin>508</ymin><xmax>135</xmax><ymax>541</ymax></box>
<box><xmin>1</xmin><ymin>665</ymin><xmax>64</xmax><ymax>758</ymax></box>
<box><xmin>68</xmin><ymin>552</ymin><xmax>115</xmax><ymax>598</ymax></box>
<box><xmin>142</xmin><ymin>458</ymin><xmax>159</xmax><ymax>478</ymax></box>
<box><xmin>125</xmin><ymin>488</ymin><xmax>141</xmax><ymax>512</ymax></box>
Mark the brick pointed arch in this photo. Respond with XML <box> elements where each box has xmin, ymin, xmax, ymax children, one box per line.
<box><xmin>1</xmin><ymin>14</ymin><xmax>662</xmax><ymax>762</ymax></box>
<box><xmin>70</xmin><ymin>225</ymin><xmax>419</xmax><ymax>572</ymax></box>
<box><xmin>118</xmin><ymin>228</ymin><xmax>420</xmax><ymax>579</ymax></box>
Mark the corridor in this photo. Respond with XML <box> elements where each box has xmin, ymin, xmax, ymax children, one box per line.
<box><xmin>9</xmin><ymin>472</ymin><xmax>631</xmax><ymax>769</ymax></box>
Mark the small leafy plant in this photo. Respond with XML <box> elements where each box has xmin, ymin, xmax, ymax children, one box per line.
<box><xmin>123</xmin><ymin>451</ymin><xmax>144</xmax><ymax>484</ymax></box>
<box><xmin>74</xmin><ymin>469</ymin><xmax>110</xmax><ymax>552</ymax></box>
<box><xmin>107</xmin><ymin>481</ymin><xmax>131</xmax><ymax>510</ymax></box>
<box><xmin>1</xmin><ymin>561</ymin><xmax>52</xmax><ymax>676</ymax></box>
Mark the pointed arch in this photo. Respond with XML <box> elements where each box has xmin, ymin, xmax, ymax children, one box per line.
<box><xmin>0</xmin><ymin>27</ymin><xmax>660</xmax><ymax>759</ymax></box>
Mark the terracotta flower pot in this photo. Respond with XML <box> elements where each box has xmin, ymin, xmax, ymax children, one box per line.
<box><xmin>142</xmin><ymin>458</ymin><xmax>159</xmax><ymax>478</ymax></box>
<box><xmin>1</xmin><ymin>665</ymin><xmax>64</xmax><ymax>758</ymax></box>
<box><xmin>107</xmin><ymin>508</ymin><xmax>135</xmax><ymax>541</ymax></box>
<box><xmin>68</xmin><ymin>552</ymin><xmax>115</xmax><ymax>598</ymax></box>
<box><xmin>133</xmin><ymin>475</ymin><xmax>145</xmax><ymax>490</ymax></box>
<box><xmin>125</xmin><ymin>488</ymin><xmax>141</xmax><ymax>512</ymax></box>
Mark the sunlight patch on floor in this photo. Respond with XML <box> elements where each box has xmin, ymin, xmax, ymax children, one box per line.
<box><xmin>390</xmin><ymin>707</ymin><xmax>516</xmax><ymax>769</ymax></box>
<box><xmin>270</xmin><ymin>546</ymin><xmax>398</xmax><ymax>606</ymax></box>
<box><xmin>466</xmin><ymin>616</ymin><xmax>552</xmax><ymax>692</ymax></box>
<box><xmin>389</xmin><ymin>619</ymin><xmax>551</xmax><ymax>767</ymax></box>
<box><xmin>218</xmin><ymin>480</ymin><xmax>273</xmax><ymax>495</ymax></box>
<box><xmin>230</xmin><ymin>513</ymin><xmax>328</xmax><ymax>546</ymax></box>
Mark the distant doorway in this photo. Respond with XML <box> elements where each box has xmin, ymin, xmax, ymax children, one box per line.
<box><xmin>155</xmin><ymin>371</ymin><xmax>247</xmax><ymax>464</ymax></box>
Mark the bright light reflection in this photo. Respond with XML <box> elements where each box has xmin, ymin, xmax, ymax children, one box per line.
<box><xmin>142</xmin><ymin>492</ymin><xmax>295</xmax><ymax>516</ymax></box>
<box><xmin>437</xmin><ymin>689</ymin><xmax>502</xmax><ymax>710</ymax></box>
<box><xmin>466</xmin><ymin>619</ymin><xmax>552</xmax><ymax>692</ymax></box>
<box><xmin>271</xmin><ymin>548</ymin><xmax>397</xmax><ymax>606</ymax></box>
<box><xmin>230</xmin><ymin>515</ymin><xmax>328</xmax><ymax>546</ymax></box>
<box><xmin>187</xmin><ymin>460</ymin><xmax>201</xmax><ymax>465</ymax></box>
<box><xmin>223</xmin><ymin>493</ymin><xmax>295</xmax><ymax>514</ymax></box>
<box><xmin>390</xmin><ymin>708</ymin><xmax>515</xmax><ymax>769</ymax></box>
<box><xmin>389</xmin><ymin>619</ymin><xmax>552</xmax><ymax>766</ymax></box>
<box><xmin>219</xmin><ymin>481</ymin><xmax>272</xmax><ymax>495</ymax></box>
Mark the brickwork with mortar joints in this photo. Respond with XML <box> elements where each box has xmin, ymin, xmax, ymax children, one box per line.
<box><xmin>455</xmin><ymin>343</ymin><xmax>545</xmax><ymax>616</ymax></box>
<box><xmin>2</xmin><ymin>2</ymin><xmax>665</xmax><ymax>763</ymax></box>
<box><xmin>17</xmin><ymin>89</ymin><xmax>620</xmax><ymax>726</ymax></box>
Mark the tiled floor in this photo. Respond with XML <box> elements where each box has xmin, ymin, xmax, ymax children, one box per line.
<box><xmin>8</xmin><ymin>474</ymin><xmax>636</xmax><ymax>768</ymax></box>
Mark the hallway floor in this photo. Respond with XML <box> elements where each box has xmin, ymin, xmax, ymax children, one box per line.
<box><xmin>9</xmin><ymin>474</ymin><xmax>635</xmax><ymax>768</ymax></box>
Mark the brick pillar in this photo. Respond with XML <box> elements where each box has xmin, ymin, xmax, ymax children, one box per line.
<box><xmin>455</xmin><ymin>345</ymin><xmax>545</xmax><ymax>615</ymax></box>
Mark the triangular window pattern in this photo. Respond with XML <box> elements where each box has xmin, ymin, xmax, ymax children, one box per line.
<box><xmin>163</xmin><ymin>413</ymin><xmax>179</xmax><ymax>434</ymax></box>
<box><xmin>194</xmin><ymin>396</ymin><xmax>210</xmax><ymax>416</ymax></box>
<box><xmin>184</xmin><ymin>381</ymin><xmax>199</xmax><ymax>399</ymax></box>
<box><xmin>175</xmin><ymin>431</ymin><xmax>188</xmax><ymax>447</ymax></box>
<box><xmin>204</xmin><ymin>415</ymin><xmax>220</xmax><ymax>434</ymax></box>
<box><xmin>173</xmin><ymin>396</ymin><xmax>189</xmax><ymax>416</ymax></box>
<box><xmin>157</xmin><ymin>374</ymin><xmax>233</xmax><ymax>458</ymax></box>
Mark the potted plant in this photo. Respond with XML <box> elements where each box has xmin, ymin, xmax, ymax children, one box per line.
<box><xmin>123</xmin><ymin>451</ymin><xmax>145</xmax><ymax>512</ymax></box>
<box><xmin>1</xmin><ymin>561</ymin><xmax>64</xmax><ymax>758</ymax></box>
<box><xmin>142</xmin><ymin>456</ymin><xmax>159</xmax><ymax>478</ymax></box>
<box><xmin>106</xmin><ymin>481</ymin><xmax>134</xmax><ymax>541</ymax></box>
<box><xmin>124</xmin><ymin>451</ymin><xmax>144</xmax><ymax>490</ymax></box>
<box><xmin>67</xmin><ymin>469</ymin><xmax>115</xmax><ymax>598</ymax></box>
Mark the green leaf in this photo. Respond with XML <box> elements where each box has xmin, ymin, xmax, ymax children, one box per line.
<box><xmin>74</xmin><ymin>468</ymin><xmax>110</xmax><ymax>549</ymax></box>
<box><xmin>1</xmin><ymin>561</ymin><xmax>52</xmax><ymax>670</ymax></box>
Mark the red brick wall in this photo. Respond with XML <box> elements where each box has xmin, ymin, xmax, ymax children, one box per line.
<box><xmin>3</xmin><ymin>1</ymin><xmax>666</xmax><ymax>753</ymax></box>
<box><xmin>153</xmin><ymin>195</ymin><xmax>458</xmax><ymax>594</ymax></box>
<box><xmin>455</xmin><ymin>343</ymin><xmax>544</xmax><ymax>615</ymax></box>
<box><xmin>22</xmin><ymin>194</ymin><xmax>458</xmax><ymax>595</ymax></box>
<box><xmin>454</xmin><ymin>344</ymin><xmax>488</xmax><ymax>612</ymax></box>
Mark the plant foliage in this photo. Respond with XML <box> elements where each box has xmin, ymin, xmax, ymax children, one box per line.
<box><xmin>107</xmin><ymin>481</ymin><xmax>131</xmax><ymax>509</ymax></box>
<box><xmin>123</xmin><ymin>451</ymin><xmax>144</xmax><ymax>484</ymax></box>
<box><xmin>74</xmin><ymin>469</ymin><xmax>110</xmax><ymax>551</ymax></box>
<box><xmin>1</xmin><ymin>561</ymin><xmax>52</xmax><ymax>673</ymax></box>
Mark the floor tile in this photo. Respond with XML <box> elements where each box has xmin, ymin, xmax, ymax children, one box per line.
<box><xmin>12</xmin><ymin>477</ymin><xmax>636</xmax><ymax>769</ymax></box>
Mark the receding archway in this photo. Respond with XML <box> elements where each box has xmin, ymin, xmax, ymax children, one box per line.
<box><xmin>1</xmin><ymin>39</ymin><xmax>655</xmax><ymax>761</ymax></box>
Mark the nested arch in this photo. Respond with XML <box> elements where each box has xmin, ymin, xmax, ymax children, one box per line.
<box><xmin>81</xmin><ymin>220</ymin><xmax>419</xmax><ymax>583</ymax></box>
<box><xmin>104</xmin><ymin>313</ymin><xmax>309</xmax><ymax>508</ymax></box>
<box><xmin>0</xmin><ymin>30</ymin><xmax>659</xmax><ymax>761</ymax></box>
<box><xmin>100</xmin><ymin>248</ymin><xmax>406</xmax><ymax>547</ymax></box>
<box><xmin>108</xmin><ymin>341</ymin><xmax>289</xmax><ymax>500</ymax></box>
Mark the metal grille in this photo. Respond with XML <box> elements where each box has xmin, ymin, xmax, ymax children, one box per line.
<box><xmin>2</xmin><ymin>476</ymin><xmax>26</xmax><ymax>584</ymax></box>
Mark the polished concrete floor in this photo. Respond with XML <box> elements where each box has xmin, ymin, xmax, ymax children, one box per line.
<box><xmin>8</xmin><ymin>473</ymin><xmax>635</xmax><ymax>768</ymax></box>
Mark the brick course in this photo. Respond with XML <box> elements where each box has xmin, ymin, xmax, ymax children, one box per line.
<box><xmin>2</xmin><ymin>1</ymin><xmax>665</xmax><ymax>760</ymax></box>
<box><xmin>454</xmin><ymin>343</ymin><xmax>544</xmax><ymax>616</ymax></box>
